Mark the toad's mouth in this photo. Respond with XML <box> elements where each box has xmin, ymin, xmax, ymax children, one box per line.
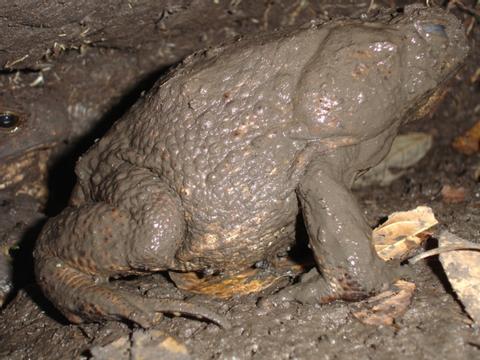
<box><xmin>407</xmin><ymin>60</ymin><xmax>466</xmax><ymax>123</ymax></box>
<box><xmin>409</xmin><ymin>87</ymin><xmax>448</xmax><ymax>122</ymax></box>
<box><xmin>288</xmin><ymin>133</ymin><xmax>359</xmax><ymax>152</ymax></box>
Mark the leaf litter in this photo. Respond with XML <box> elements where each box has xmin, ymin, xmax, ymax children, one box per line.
<box><xmin>371</xmin><ymin>204</ymin><xmax>480</xmax><ymax>327</ymax></box>
<box><xmin>452</xmin><ymin>120</ymin><xmax>480</xmax><ymax>155</ymax></box>
<box><xmin>372</xmin><ymin>206</ymin><xmax>438</xmax><ymax>261</ymax></box>
<box><xmin>354</xmin><ymin>132</ymin><xmax>433</xmax><ymax>188</ymax></box>
<box><xmin>410</xmin><ymin>231</ymin><xmax>480</xmax><ymax>325</ymax></box>
<box><xmin>90</xmin><ymin>330</ymin><xmax>191</xmax><ymax>360</ymax></box>
<box><xmin>352</xmin><ymin>206</ymin><xmax>438</xmax><ymax>326</ymax></box>
<box><xmin>441</xmin><ymin>184</ymin><xmax>468</xmax><ymax>204</ymax></box>
<box><xmin>351</xmin><ymin>280</ymin><xmax>416</xmax><ymax>326</ymax></box>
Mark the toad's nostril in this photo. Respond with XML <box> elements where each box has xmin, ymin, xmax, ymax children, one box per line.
<box><xmin>422</xmin><ymin>23</ymin><xmax>447</xmax><ymax>37</ymax></box>
<box><xmin>0</xmin><ymin>112</ymin><xmax>20</xmax><ymax>129</ymax></box>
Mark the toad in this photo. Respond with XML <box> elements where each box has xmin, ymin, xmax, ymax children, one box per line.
<box><xmin>34</xmin><ymin>5</ymin><xmax>468</xmax><ymax>328</ymax></box>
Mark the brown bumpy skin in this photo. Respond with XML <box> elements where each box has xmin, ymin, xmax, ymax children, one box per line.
<box><xmin>34</xmin><ymin>5</ymin><xmax>468</xmax><ymax>328</ymax></box>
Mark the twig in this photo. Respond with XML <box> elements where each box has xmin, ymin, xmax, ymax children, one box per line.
<box><xmin>262</xmin><ymin>1</ymin><xmax>272</xmax><ymax>30</ymax></box>
<box><xmin>367</xmin><ymin>0</ymin><xmax>375</xmax><ymax>12</ymax></box>
<box><xmin>449</xmin><ymin>0</ymin><xmax>480</xmax><ymax>18</ymax></box>
<box><xmin>4</xmin><ymin>54</ymin><xmax>29</xmax><ymax>69</ymax></box>
<box><xmin>289</xmin><ymin>0</ymin><xmax>309</xmax><ymax>26</ymax></box>
<box><xmin>408</xmin><ymin>244</ymin><xmax>480</xmax><ymax>264</ymax></box>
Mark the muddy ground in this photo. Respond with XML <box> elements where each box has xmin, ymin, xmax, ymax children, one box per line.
<box><xmin>1</xmin><ymin>0</ymin><xmax>480</xmax><ymax>359</ymax></box>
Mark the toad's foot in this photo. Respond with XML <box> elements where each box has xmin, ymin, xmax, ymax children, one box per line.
<box><xmin>35</xmin><ymin>255</ymin><xmax>230</xmax><ymax>329</ymax></box>
<box><xmin>120</xmin><ymin>290</ymin><xmax>231</xmax><ymax>329</ymax></box>
<box><xmin>263</xmin><ymin>261</ymin><xmax>404</xmax><ymax>307</ymax></box>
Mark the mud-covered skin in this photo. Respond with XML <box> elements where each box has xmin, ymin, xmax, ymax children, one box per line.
<box><xmin>0</xmin><ymin>195</ymin><xmax>45</xmax><ymax>307</ymax></box>
<box><xmin>0</xmin><ymin>85</ymin><xmax>70</xmax><ymax>206</ymax></box>
<box><xmin>0</xmin><ymin>50</ymin><xmax>160</xmax><ymax>305</ymax></box>
<box><xmin>35</xmin><ymin>6</ymin><xmax>468</xmax><ymax>328</ymax></box>
<box><xmin>0</xmin><ymin>87</ymin><xmax>69</xmax><ymax>162</ymax></box>
<box><xmin>0</xmin><ymin>86</ymin><xmax>68</xmax><ymax>305</ymax></box>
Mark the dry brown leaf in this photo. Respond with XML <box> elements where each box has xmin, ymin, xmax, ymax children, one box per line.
<box><xmin>354</xmin><ymin>132</ymin><xmax>433</xmax><ymax>188</ymax></box>
<box><xmin>474</xmin><ymin>163</ymin><xmax>480</xmax><ymax>182</ymax></box>
<box><xmin>90</xmin><ymin>330</ymin><xmax>191</xmax><ymax>360</ymax></box>
<box><xmin>373</xmin><ymin>206</ymin><xmax>438</xmax><ymax>261</ymax></box>
<box><xmin>170</xmin><ymin>268</ymin><xmax>281</xmax><ymax>298</ymax></box>
<box><xmin>452</xmin><ymin>121</ymin><xmax>480</xmax><ymax>155</ymax></box>
<box><xmin>160</xmin><ymin>337</ymin><xmax>189</xmax><ymax>355</ymax></box>
<box><xmin>90</xmin><ymin>336</ymin><xmax>130</xmax><ymax>360</ymax></box>
<box><xmin>441</xmin><ymin>185</ymin><xmax>467</xmax><ymax>204</ymax></box>
<box><xmin>438</xmin><ymin>231</ymin><xmax>480</xmax><ymax>324</ymax></box>
<box><xmin>170</xmin><ymin>256</ymin><xmax>312</xmax><ymax>299</ymax></box>
<box><xmin>131</xmin><ymin>330</ymin><xmax>190</xmax><ymax>360</ymax></box>
<box><xmin>471</xmin><ymin>68</ymin><xmax>480</xmax><ymax>84</ymax></box>
<box><xmin>352</xmin><ymin>280</ymin><xmax>416</xmax><ymax>325</ymax></box>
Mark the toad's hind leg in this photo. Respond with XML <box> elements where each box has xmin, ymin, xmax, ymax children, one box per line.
<box><xmin>34</xmin><ymin>165</ymin><xmax>230</xmax><ymax>328</ymax></box>
<box><xmin>268</xmin><ymin>156</ymin><xmax>400</xmax><ymax>306</ymax></box>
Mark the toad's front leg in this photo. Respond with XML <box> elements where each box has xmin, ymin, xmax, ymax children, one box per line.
<box><xmin>271</xmin><ymin>156</ymin><xmax>400</xmax><ymax>305</ymax></box>
<box><xmin>34</xmin><ymin>164</ymin><xmax>230</xmax><ymax>328</ymax></box>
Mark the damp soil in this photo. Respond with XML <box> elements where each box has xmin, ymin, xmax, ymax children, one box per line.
<box><xmin>1</xmin><ymin>1</ymin><xmax>480</xmax><ymax>359</ymax></box>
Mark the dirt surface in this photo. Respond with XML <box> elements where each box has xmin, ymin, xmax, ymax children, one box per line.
<box><xmin>1</xmin><ymin>1</ymin><xmax>480</xmax><ymax>359</ymax></box>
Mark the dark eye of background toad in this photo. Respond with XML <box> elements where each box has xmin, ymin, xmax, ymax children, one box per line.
<box><xmin>0</xmin><ymin>112</ymin><xmax>20</xmax><ymax>129</ymax></box>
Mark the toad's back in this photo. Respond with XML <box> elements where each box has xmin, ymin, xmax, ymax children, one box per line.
<box><xmin>72</xmin><ymin>9</ymin><xmax>469</xmax><ymax>270</ymax></box>
<box><xmin>73</xmin><ymin>26</ymin><xmax>333</xmax><ymax>269</ymax></box>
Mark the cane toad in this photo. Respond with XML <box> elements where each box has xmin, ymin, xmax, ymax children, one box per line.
<box><xmin>34</xmin><ymin>5</ymin><xmax>468</xmax><ymax>328</ymax></box>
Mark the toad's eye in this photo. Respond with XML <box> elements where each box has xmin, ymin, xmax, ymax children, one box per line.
<box><xmin>421</xmin><ymin>23</ymin><xmax>447</xmax><ymax>38</ymax></box>
<box><xmin>0</xmin><ymin>112</ymin><xmax>21</xmax><ymax>131</ymax></box>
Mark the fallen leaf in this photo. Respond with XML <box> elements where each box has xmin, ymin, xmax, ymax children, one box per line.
<box><xmin>471</xmin><ymin>68</ymin><xmax>480</xmax><ymax>84</ymax></box>
<box><xmin>160</xmin><ymin>337</ymin><xmax>189</xmax><ymax>355</ymax></box>
<box><xmin>170</xmin><ymin>269</ymin><xmax>280</xmax><ymax>299</ymax></box>
<box><xmin>475</xmin><ymin>163</ymin><xmax>480</xmax><ymax>181</ymax></box>
<box><xmin>354</xmin><ymin>132</ymin><xmax>433</xmax><ymax>188</ymax></box>
<box><xmin>452</xmin><ymin>121</ymin><xmax>480</xmax><ymax>155</ymax></box>
<box><xmin>131</xmin><ymin>330</ymin><xmax>191</xmax><ymax>360</ymax></box>
<box><xmin>373</xmin><ymin>206</ymin><xmax>438</xmax><ymax>261</ymax></box>
<box><xmin>438</xmin><ymin>231</ymin><xmax>480</xmax><ymax>325</ymax></box>
<box><xmin>352</xmin><ymin>280</ymin><xmax>416</xmax><ymax>325</ymax></box>
<box><xmin>170</xmin><ymin>257</ymin><xmax>311</xmax><ymax>299</ymax></box>
<box><xmin>90</xmin><ymin>336</ymin><xmax>130</xmax><ymax>360</ymax></box>
<box><xmin>441</xmin><ymin>185</ymin><xmax>467</xmax><ymax>204</ymax></box>
<box><xmin>90</xmin><ymin>331</ymin><xmax>191</xmax><ymax>360</ymax></box>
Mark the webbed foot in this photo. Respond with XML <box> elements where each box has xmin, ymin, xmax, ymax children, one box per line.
<box><xmin>36</xmin><ymin>255</ymin><xmax>231</xmax><ymax>329</ymax></box>
<box><xmin>65</xmin><ymin>286</ymin><xmax>231</xmax><ymax>329</ymax></box>
<box><xmin>113</xmin><ymin>290</ymin><xmax>232</xmax><ymax>329</ymax></box>
<box><xmin>261</xmin><ymin>260</ymin><xmax>405</xmax><ymax>308</ymax></box>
